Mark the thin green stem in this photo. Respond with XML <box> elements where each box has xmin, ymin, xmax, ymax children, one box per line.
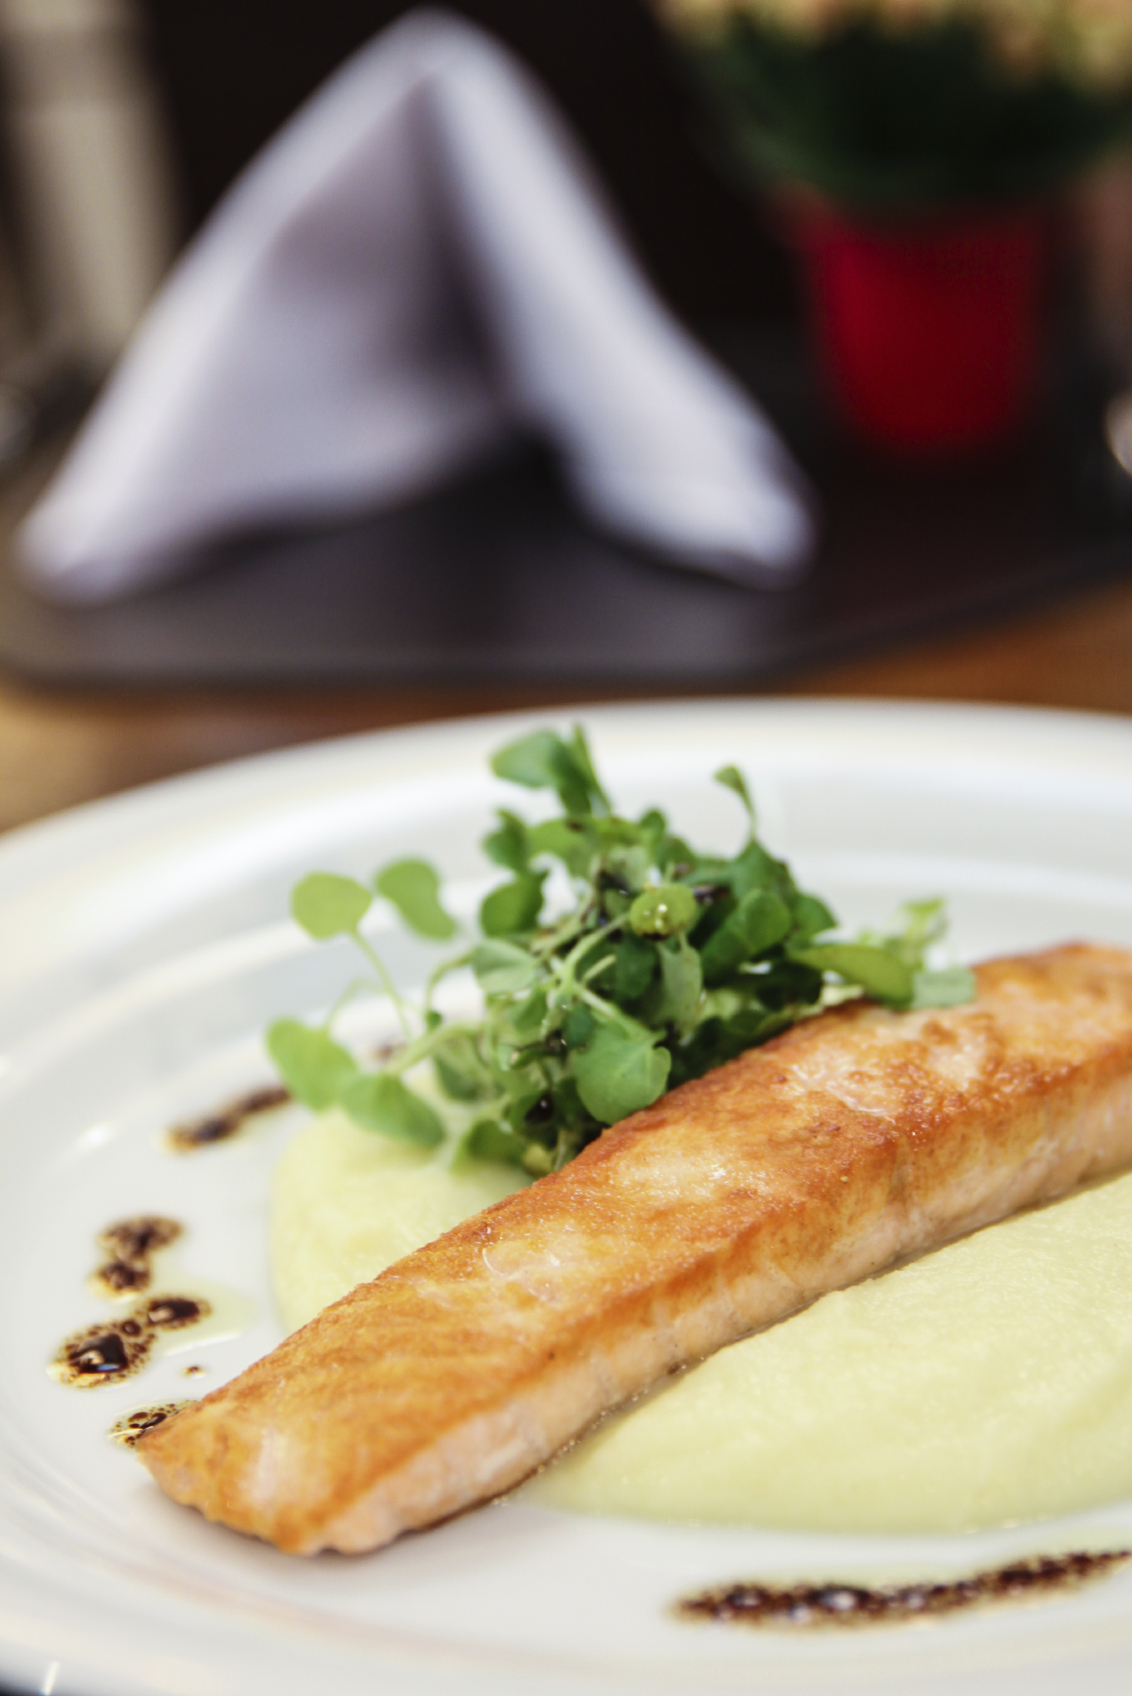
<box><xmin>351</xmin><ymin>929</ymin><xmax>411</xmax><ymax>1040</ymax></box>
<box><xmin>551</xmin><ymin>916</ymin><xmax>622</xmax><ymax>996</ymax></box>
<box><xmin>381</xmin><ymin>1018</ymin><xmax>484</xmax><ymax>1078</ymax></box>
<box><xmin>528</xmin><ymin>901</ymin><xmax>597</xmax><ymax>963</ymax></box>
<box><xmin>424</xmin><ymin>949</ymin><xmax>474</xmax><ymax>1016</ymax></box>
<box><xmin>574</xmin><ymin>983</ymin><xmax>644</xmax><ymax>1035</ymax></box>
<box><xmin>320</xmin><ymin>974</ymin><xmax>383</xmax><ymax>1033</ymax></box>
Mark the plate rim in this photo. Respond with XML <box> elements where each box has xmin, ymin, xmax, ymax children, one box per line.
<box><xmin>6</xmin><ymin>694</ymin><xmax>1132</xmax><ymax>1696</ymax></box>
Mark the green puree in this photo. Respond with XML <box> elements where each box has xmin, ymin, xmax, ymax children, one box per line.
<box><xmin>267</xmin><ymin>727</ymin><xmax>973</xmax><ymax>1172</ymax></box>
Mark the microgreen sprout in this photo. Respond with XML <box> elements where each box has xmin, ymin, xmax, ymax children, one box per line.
<box><xmin>267</xmin><ymin>729</ymin><xmax>975</xmax><ymax>1174</ymax></box>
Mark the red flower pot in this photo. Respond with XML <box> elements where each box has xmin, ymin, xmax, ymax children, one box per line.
<box><xmin>794</xmin><ymin>205</ymin><xmax>1048</xmax><ymax>454</ymax></box>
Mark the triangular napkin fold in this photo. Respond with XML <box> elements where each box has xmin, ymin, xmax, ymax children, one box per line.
<box><xmin>19</xmin><ymin>8</ymin><xmax>815</xmax><ymax>604</ymax></box>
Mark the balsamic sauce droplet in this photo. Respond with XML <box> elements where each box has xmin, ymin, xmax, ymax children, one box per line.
<box><xmin>74</xmin><ymin>1333</ymin><xmax>130</xmax><ymax>1374</ymax></box>
<box><xmin>90</xmin><ymin>1215</ymin><xmax>182</xmax><ymax>1299</ymax></box>
<box><xmin>145</xmin><ymin>1295</ymin><xmax>209</xmax><ymax>1330</ymax></box>
<box><xmin>53</xmin><ymin>1318</ymin><xmax>155</xmax><ymax>1386</ymax></box>
<box><xmin>109</xmin><ymin>1401</ymin><xmax>194</xmax><ymax>1449</ymax></box>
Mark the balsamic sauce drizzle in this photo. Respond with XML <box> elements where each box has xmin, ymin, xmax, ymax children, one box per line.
<box><xmin>167</xmin><ymin>1085</ymin><xmax>291</xmax><ymax>1152</ymax></box>
<box><xmin>90</xmin><ymin>1216</ymin><xmax>181</xmax><ymax>1297</ymax></box>
<box><xmin>676</xmin><ymin>1550</ymin><xmax>1132</xmax><ymax>1628</ymax></box>
<box><xmin>52</xmin><ymin>1291</ymin><xmax>212</xmax><ymax>1388</ymax></box>
<box><xmin>53</xmin><ymin>1215</ymin><xmax>215</xmax><ymax>1389</ymax></box>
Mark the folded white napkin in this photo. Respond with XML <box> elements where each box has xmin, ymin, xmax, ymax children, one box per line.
<box><xmin>18</xmin><ymin>8</ymin><xmax>815</xmax><ymax>605</ymax></box>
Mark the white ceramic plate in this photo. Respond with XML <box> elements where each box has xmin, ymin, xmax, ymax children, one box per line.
<box><xmin>5</xmin><ymin>699</ymin><xmax>1132</xmax><ymax>1696</ymax></box>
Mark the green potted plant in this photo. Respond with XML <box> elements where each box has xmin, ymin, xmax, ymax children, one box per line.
<box><xmin>658</xmin><ymin>0</ymin><xmax>1132</xmax><ymax>451</ymax></box>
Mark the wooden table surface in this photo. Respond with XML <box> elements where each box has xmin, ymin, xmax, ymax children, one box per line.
<box><xmin>2</xmin><ymin>568</ymin><xmax>1131</xmax><ymax>839</ymax></box>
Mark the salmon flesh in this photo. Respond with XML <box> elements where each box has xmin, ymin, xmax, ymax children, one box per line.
<box><xmin>140</xmin><ymin>944</ymin><xmax>1132</xmax><ymax>1554</ymax></box>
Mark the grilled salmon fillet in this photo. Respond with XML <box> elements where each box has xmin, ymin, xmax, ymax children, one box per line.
<box><xmin>140</xmin><ymin>943</ymin><xmax>1132</xmax><ymax>1554</ymax></box>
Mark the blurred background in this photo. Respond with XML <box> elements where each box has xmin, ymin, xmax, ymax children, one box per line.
<box><xmin>0</xmin><ymin>0</ymin><xmax>801</xmax><ymax>374</ymax></box>
<box><xmin>0</xmin><ymin>0</ymin><xmax>1132</xmax><ymax>834</ymax></box>
<box><xmin>0</xmin><ymin>1</ymin><xmax>1128</xmax><ymax>395</ymax></box>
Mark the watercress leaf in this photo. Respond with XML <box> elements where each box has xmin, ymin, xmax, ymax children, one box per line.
<box><xmin>374</xmin><ymin>859</ymin><xmax>457</xmax><ymax>941</ymax></box>
<box><xmin>911</xmin><ymin>965</ymin><xmax>977</xmax><ymax>1009</ymax></box>
<box><xmin>887</xmin><ymin>898</ymin><xmax>948</xmax><ymax>969</ymax></box>
<box><xmin>490</xmin><ymin>729</ymin><xmax>565</xmax><ymax>790</ymax></box>
<box><xmin>717</xmin><ymin>1007</ymin><xmax>773</xmax><ymax>1059</ymax></box>
<box><xmin>291</xmin><ymin>872</ymin><xmax>371</xmax><ymax>940</ymax></box>
<box><xmin>714</xmin><ymin>764</ymin><xmax>756</xmax><ymax>834</ymax></box>
<box><xmin>593</xmin><ymin>817</ymin><xmax>646</xmax><ymax>852</ymax></box>
<box><xmin>688</xmin><ymin>888</ymin><xmax>735</xmax><ymax>951</ymax></box>
<box><xmin>735</xmin><ymin>889</ymin><xmax>793</xmax><ymax>953</ymax></box>
<box><xmin>433</xmin><ymin>1035</ymin><xmax>489</xmax><ymax>1101</ymax></box>
<box><xmin>758</xmin><ymin>957</ymin><xmax>824</xmax><ymax>1009</ymax></box>
<box><xmin>551</xmin><ymin>1074</ymin><xmax>592</xmax><ymax>1132</ymax></box>
<box><xmin>339</xmin><ymin>1072</ymin><xmax>445</xmax><ymax>1146</ymax></box>
<box><xmin>658</xmin><ymin>833</ymin><xmax>696</xmax><ymax>875</ymax></box>
<box><xmin>729</xmin><ymin>840</ymin><xmax>795</xmax><ymax>902</ymax></box>
<box><xmin>527</xmin><ymin>817</ymin><xmax>595</xmax><ymax>877</ymax></box>
<box><xmin>637</xmin><ymin>807</ymin><xmax>669</xmax><ymax>863</ymax></box>
<box><xmin>567</xmin><ymin>725</ymin><xmax>611</xmax><ymax>813</ymax></box>
<box><xmin>612</xmin><ymin>934</ymin><xmax>659</xmax><ymax>1004</ymax></box>
<box><xmin>562</xmin><ymin>1003</ymin><xmax>596</xmax><ymax>1048</ymax></box>
<box><xmin>791</xmin><ymin>892</ymin><xmax>837</xmax><ymax>942</ymax></box>
<box><xmin>669</xmin><ymin>1001</ymin><xmax>791</xmax><ymax>1087</ymax></box>
<box><xmin>512</xmin><ymin>986</ymin><xmax>549</xmax><ymax>1033</ymax></box>
<box><xmin>266</xmin><ymin>1019</ymin><xmax>358</xmax><ymax>1109</ymax></box>
<box><xmin>507</xmin><ymin>1083</ymin><xmax>554</xmax><ymax>1137</ymax></box>
<box><xmin>471</xmin><ymin>939</ymin><xmax>538</xmax><ymax>996</ymax></box>
<box><xmin>550</xmin><ymin>761</ymin><xmax>592</xmax><ymax>820</ymax></box>
<box><xmin>700</xmin><ymin>890</ymin><xmax>792</xmax><ymax>983</ymax></box>
<box><xmin>459</xmin><ymin>1118</ymin><xmax>530</xmax><ymax>1168</ymax></box>
<box><xmin>666</xmin><ymin>1018</ymin><xmax>719</xmax><ymax>1086</ymax></box>
<box><xmin>433</xmin><ymin>1052</ymin><xmax>480</xmax><ymax>1101</ymax></box>
<box><xmin>490</xmin><ymin>730</ymin><xmax>591</xmax><ymax>816</ymax></box>
<box><xmin>795</xmin><ymin>943</ymin><xmax>914</xmax><ymax>1007</ymax></box>
<box><xmin>573</xmin><ymin>1023</ymin><xmax>672</xmax><ymax>1124</ymax></box>
<box><xmin>482</xmin><ymin>809</ymin><xmax>530</xmax><ymax>874</ymax></box>
<box><xmin>479</xmin><ymin>871</ymin><xmax>546</xmax><ymax>937</ymax></box>
<box><xmin>729</xmin><ymin>1005</ymin><xmax>793</xmax><ymax>1048</ymax></box>
<box><xmin>649</xmin><ymin>942</ymin><xmax>704</xmax><ymax>1034</ymax></box>
<box><xmin>629</xmin><ymin>882</ymin><xmax>699</xmax><ymax>938</ymax></box>
<box><xmin>684</xmin><ymin>854</ymin><xmax>732</xmax><ymax>883</ymax></box>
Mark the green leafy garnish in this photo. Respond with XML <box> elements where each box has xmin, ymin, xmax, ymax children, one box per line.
<box><xmin>375</xmin><ymin>859</ymin><xmax>457</xmax><ymax>940</ymax></box>
<box><xmin>471</xmin><ymin>939</ymin><xmax>538</xmax><ymax>996</ymax></box>
<box><xmin>266</xmin><ymin>1019</ymin><xmax>358</xmax><ymax>1109</ymax></box>
<box><xmin>268</xmin><ymin>727</ymin><xmax>974</xmax><ymax>1172</ymax></box>
<box><xmin>713</xmin><ymin>764</ymin><xmax>756</xmax><ymax>839</ymax></box>
<box><xmin>291</xmin><ymin>872</ymin><xmax>371</xmax><ymax>939</ymax></box>
<box><xmin>573</xmin><ymin>1022</ymin><xmax>672</xmax><ymax>1125</ymax></box>
<box><xmin>338</xmin><ymin>1072</ymin><xmax>445</xmax><ymax>1147</ymax></box>
<box><xmin>479</xmin><ymin>871</ymin><xmax>546</xmax><ymax>938</ymax></box>
<box><xmin>793</xmin><ymin>943</ymin><xmax>914</xmax><ymax>1009</ymax></box>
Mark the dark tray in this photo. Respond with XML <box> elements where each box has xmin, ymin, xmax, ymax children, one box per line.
<box><xmin>0</xmin><ymin>330</ymin><xmax>1128</xmax><ymax>689</ymax></box>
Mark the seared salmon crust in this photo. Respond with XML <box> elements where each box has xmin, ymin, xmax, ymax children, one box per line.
<box><xmin>140</xmin><ymin>943</ymin><xmax>1132</xmax><ymax>1553</ymax></box>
